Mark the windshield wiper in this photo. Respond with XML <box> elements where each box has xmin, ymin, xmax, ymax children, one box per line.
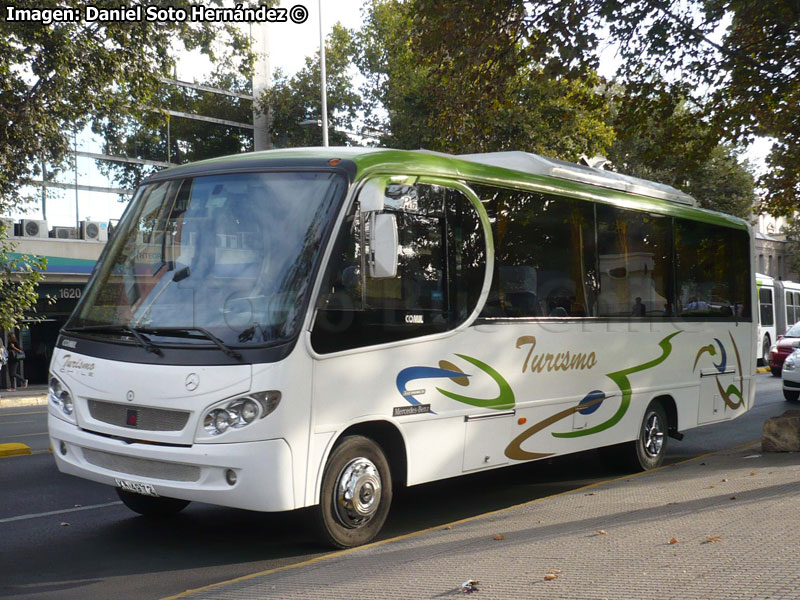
<box><xmin>63</xmin><ymin>325</ymin><xmax>163</xmax><ymax>356</ymax></box>
<box><xmin>137</xmin><ymin>326</ymin><xmax>243</xmax><ymax>360</ymax></box>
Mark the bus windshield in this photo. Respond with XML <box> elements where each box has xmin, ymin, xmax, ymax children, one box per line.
<box><xmin>66</xmin><ymin>171</ymin><xmax>346</xmax><ymax>348</ymax></box>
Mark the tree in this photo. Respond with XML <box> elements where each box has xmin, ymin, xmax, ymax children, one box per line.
<box><xmin>607</xmin><ymin>90</ymin><xmax>756</xmax><ymax>218</ymax></box>
<box><xmin>1</xmin><ymin>0</ymin><xmax>252</xmax><ymax>323</ymax></box>
<box><xmin>99</xmin><ymin>68</ymin><xmax>255</xmax><ymax>190</ymax></box>
<box><xmin>412</xmin><ymin>0</ymin><xmax>800</xmax><ymax>215</ymax></box>
<box><xmin>263</xmin><ymin>24</ymin><xmax>363</xmax><ymax>148</ymax></box>
<box><xmin>356</xmin><ymin>0</ymin><xmax>615</xmax><ymax>158</ymax></box>
<box><xmin>0</xmin><ymin>228</ymin><xmax>47</xmax><ymax>330</ymax></box>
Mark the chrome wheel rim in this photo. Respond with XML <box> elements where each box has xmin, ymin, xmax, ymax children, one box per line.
<box><xmin>334</xmin><ymin>457</ymin><xmax>382</xmax><ymax>528</ymax></box>
<box><xmin>643</xmin><ymin>412</ymin><xmax>665</xmax><ymax>457</ymax></box>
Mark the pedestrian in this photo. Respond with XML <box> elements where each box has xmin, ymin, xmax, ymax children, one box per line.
<box><xmin>7</xmin><ymin>333</ymin><xmax>27</xmax><ymax>391</ymax></box>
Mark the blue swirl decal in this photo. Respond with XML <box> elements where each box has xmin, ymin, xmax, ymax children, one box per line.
<box><xmin>712</xmin><ymin>338</ymin><xmax>727</xmax><ymax>372</ymax></box>
<box><xmin>396</xmin><ymin>366</ymin><xmax>470</xmax><ymax>407</ymax></box>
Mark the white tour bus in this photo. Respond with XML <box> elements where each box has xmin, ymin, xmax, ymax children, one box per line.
<box><xmin>48</xmin><ymin>148</ymin><xmax>756</xmax><ymax>547</ymax></box>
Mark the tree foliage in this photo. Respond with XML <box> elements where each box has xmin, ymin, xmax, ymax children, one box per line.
<box><xmin>264</xmin><ymin>24</ymin><xmax>362</xmax><ymax>148</ymax></box>
<box><xmin>355</xmin><ymin>0</ymin><xmax>615</xmax><ymax>157</ymax></box>
<box><xmin>99</xmin><ymin>68</ymin><xmax>255</xmax><ymax>190</ymax></box>
<box><xmin>0</xmin><ymin>224</ymin><xmax>48</xmax><ymax>330</ymax></box>
<box><xmin>1</xmin><ymin>0</ymin><xmax>252</xmax><ymax>324</ymax></box>
<box><xmin>607</xmin><ymin>90</ymin><xmax>756</xmax><ymax>218</ymax></box>
<box><xmin>412</xmin><ymin>0</ymin><xmax>799</xmax><ymax>215</ymax></box>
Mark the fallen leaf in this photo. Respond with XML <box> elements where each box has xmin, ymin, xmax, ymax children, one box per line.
<box><xmin>544</xmin><ymin>574</ymin><xmax>558</xmax><ymax>581</ymax></box>
<box><xmin>703</xmin><ymin>536</ymin><xmax>722</xmax><ymax>544</ymax></box>
<box><xmin>667</xmin><ymin>502</ymin><xmax>680</xmax><ymax>505</ymax></box>
<box><xmin>461</xmin><ymin>579</ymin><xmax>479</xmax><ymax>594</ymax></box>
<box><xmin>750</xmin><ymin>472</ymin><xmax>757</xmax><ymax>476</ymax></box>
<box><xmin>585</xmin><ymin>492</ymin><xmax>595</xmax><ymax>496</ymax></box>
<box><xmin>547</xmin><ymin>569</ymin><xmax>562</xmax><ymax>574</ymax></box>
<box><xmin>442</xmin><ymin>525</ymin><xmax>452</xmax><ymax>530</ymax></box>
<box><xmin>597</xmin><ymin>530</ymin><xmax>608</xmax><ymax>535</ymax></box>
<box><xmin>721</xmin><ymin>479</ymin><xmax>728</xmax><ymax>482</ymax></box>
<box><xmin>493</xmin><ymin>534</ymin><xmax>505</xmax><ymax>541</ymax></box>
<box><xmin>708</xmin><ymin>485</ymin><xmax>716</xmax><ymax>489</ymax></box>
<box><xmin>730</xmin><ymin>496</ymin><xmax>737</xmax><ymax>500</ymax></box>
<box><xmin>669</xmin><ymin>538</ymin><xmax>679</xmax><ymax>545</ymax></box>
<box><xmin>60</xmin><ymin>522</ymin><xmax>69</xmax><ymax>527</ymax></box>
<box><xmin>700</xmin><ymin>462</ymin><xmax>707</xmax><ymax>466</ymax></box>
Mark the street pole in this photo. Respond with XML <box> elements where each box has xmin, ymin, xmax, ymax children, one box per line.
<box><xmin>319</xmin><ymin>0</ymin><xmax>329</xmax><ymax>147</ymax></box>
<box><xmin>74</xmin><ymin>131</ymin><xmax>79</xmax><ymax>229</ymax></box>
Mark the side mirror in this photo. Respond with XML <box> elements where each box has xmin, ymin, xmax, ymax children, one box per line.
<box><xmin>368</xmin><ymin>212</ymin><xmax>398</xmax><ymax>278</ymax></box>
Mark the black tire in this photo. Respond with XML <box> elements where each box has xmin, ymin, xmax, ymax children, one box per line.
<box><xmin>759</xmin><ymin>336</ymin><xmax>771</xmax><ymax>367</ymax></box>
<box><xmin>771</xmin><ymin>367</ymin><xmax>782</xmax><ymax>377</ymax></box>
<box><xmin>783</xmin><ymin>389</ymin><xmax>799</xmax><ymax>402</ymax></box>
<box><xmin>116</xmin><ymin>488</ymin><xmax>190</xmax><ymax>517</ymax></box>
<box><xmin>314</xmin><ymin>435</ymin><xmax>392</xmax><ymax>548</ymax></box>
<box><xmin>602</xmin><ymin>401</ymin><xmax>668</xmax><ymax>472</ymax></box>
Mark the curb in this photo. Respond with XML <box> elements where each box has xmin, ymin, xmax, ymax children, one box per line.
<box><xmin>756</xmin><ymin>366</ymin><xmax>771</xmax><ymax>374</ymax></box>
<box><xmin>0</xmin><ymin>443</ymin><xmax>32</xmax><ymax>458</ymax></box>
<box><xmin>0</xmin><ymin>395</ymin><xmax>48</xmax><ymax>409</ymax></box>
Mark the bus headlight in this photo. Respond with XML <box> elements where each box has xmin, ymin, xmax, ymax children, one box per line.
<box><xmin>49</xmin><ymin>374</ymin><xmax>75</xmax><ymax>419</ymax></box>
<box><xmin>202</xmin><ymin>391</ymin><xmax>281</xmax><ymax>436</ymax></box>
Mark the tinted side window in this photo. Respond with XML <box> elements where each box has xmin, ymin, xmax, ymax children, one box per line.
<box><xmin>676</xmin><ymin>219</ymin><xmax>751</xmax><ymax>319</ymax></box>
<box><xmin>312</xmin><ymin>183</ymin><xmax>485</xmax><ymax>353</ymax></box>
<box><xmin>596</xmin><ymin>205</ymin><xmax>674</xmax><ymax>317</ymax></box>
<box><xmin>759</xmin><ymin>287</ymin><xmax>774</xmax><ymax>326</ymax></box>
<box><xmin>474</xmin><ymin>185</ymin><xmax>596</xmax><ymax>318</ymax></box>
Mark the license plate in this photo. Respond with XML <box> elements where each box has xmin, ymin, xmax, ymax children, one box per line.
<box><xmin>115</xmin><ymin>478</ymin><xmax>159</xmax><ymax>497</ymax></box>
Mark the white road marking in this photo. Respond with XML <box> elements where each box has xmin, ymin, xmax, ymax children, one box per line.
<box><xmin>0</xmin><ymin>501</ymin><xmax>123</xmax><ymax>524</ymax></box>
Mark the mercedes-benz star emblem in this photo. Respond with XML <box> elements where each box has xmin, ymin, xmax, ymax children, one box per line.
<box><xmin>126</xmin><ymin>390</ymin><xmax>135</xmax><ymax>402</ymax></box>
<box><xmin>185</xmin><ymin>373</ymin><xmax>199</xmax><ymax>391</ymax></box>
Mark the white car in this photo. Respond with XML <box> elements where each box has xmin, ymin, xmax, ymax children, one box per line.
<box><xmin>781</xmin><ymin>347</ymin><xmax>800</xmax><ymax>401</ymax></box>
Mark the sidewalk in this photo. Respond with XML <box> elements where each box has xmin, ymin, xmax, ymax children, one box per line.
<box><xmin>0</xmin><ymin>384</ymin><xmax>48</xmax><ymax>409</ymax></box>
<box><xmin>171</xmin><ymin>444</ymin><xmax>800</xmax><ymax>600</ymax></box>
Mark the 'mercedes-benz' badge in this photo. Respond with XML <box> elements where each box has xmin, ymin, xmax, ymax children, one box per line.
<box><xmin>185</xmin><ymin>373</ymin><xmax>199</xmax><ymax>392</ymax></box>
<box><xmin>126</xmin><ymin>390</ymin><xmax>135</xmax><ymax>402</ymax></box>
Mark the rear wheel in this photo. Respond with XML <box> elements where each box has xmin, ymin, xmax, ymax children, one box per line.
<box><xmin>314</xmin><ymin>435</ymin><xmax>392</xmax><ymax>548</ymax></box>
<box><xmin>116</xmin><ymin>488</ymin><xmax>190</xmax><ymax>517</ymax></box>
<box><xmin>760</xmin><ymin>336</ymin><xmax>771</xmax><ymax>367</ymax></box>
<box><xmin>783</xmin><ymin>389</ymin><xmax>799</xmax><ymax>402</ymax></box>
<box><xmin>602</xmin><ymin>401</ymin><xmax>668</xmax><ymax>472</ymax></box>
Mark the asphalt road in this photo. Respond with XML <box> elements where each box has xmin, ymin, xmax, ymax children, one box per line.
<box><xmin>0</xmin><ymin>372</ymin><xmax>788</xmax><ymax>600</ymax></box>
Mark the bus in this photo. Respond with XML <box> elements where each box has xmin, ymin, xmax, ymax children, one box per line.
<box><xmin>757</xmin><ymin>274</ymin><xmax>776</xmax><ymax>365</ymax></box>
<box><xmin>47</xmin><ymin>148</ymin><xmax>756</xmax><ymax>548</ymax></box>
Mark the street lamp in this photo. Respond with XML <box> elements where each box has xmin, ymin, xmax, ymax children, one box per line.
<box><xmin>318</xmin><ymin>0</ymin><xmax>328</xmax><ymax>147</ymax></box>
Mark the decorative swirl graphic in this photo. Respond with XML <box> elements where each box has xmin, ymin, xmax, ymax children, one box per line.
<box><xmin>395</xmin><ymin>355</ymin><xmax>515</xmax><ymax>411</ymax></box>
<box><xmin>505</xmin><ymin>332</ymin><xmax>681</xmax><ymax>460</ymax></box>
<box><xmin>435</xmin><ymin>354</ymin><xmax>515</xmax><ymax>410</ymax></box>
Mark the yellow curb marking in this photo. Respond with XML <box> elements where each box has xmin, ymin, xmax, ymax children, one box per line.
<box><xmin>161</xmin><ymin>439</ymin><xmax>761</xmax><ymax>600</ymax></box>
<box><xmin>0</xmin><ymin>443</ymin><xmax>32</xmax><ymax>458</ymax></box>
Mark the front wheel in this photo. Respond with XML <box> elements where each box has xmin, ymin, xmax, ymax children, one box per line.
<box><xmin>784</xmin><ymin>389</ymin><xmax>799</xmax><ymax>402</ymax></box>
<box><xmin>116</xmin><ymin>488</ymin><xmax>190</xmax><ymax>517</ymax></box>
<box><xmin>314</xmin><ymin>435</ymin><xmax>392</xmax><ymax>548</ymax></box>
<box><xmin>771</xmin><ymin>367</ymin><xmax>782</xmax><ymax>377</ymax></box>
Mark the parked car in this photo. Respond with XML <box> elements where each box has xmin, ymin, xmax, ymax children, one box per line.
<box><xmin>769</xmin><ymin>322</ymin><xmax>800</xmax><ymax>376</ymax></box>
<box><xmin>781</xmin><ymin>347</ymin><xmax>800</xmax><ymax>401</ymax></box>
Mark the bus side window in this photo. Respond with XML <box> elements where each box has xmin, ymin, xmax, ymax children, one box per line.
<box><xmin>311</xmin><ymin>182</ymin><xmax>486</xmax><ymax>354</ymax></box>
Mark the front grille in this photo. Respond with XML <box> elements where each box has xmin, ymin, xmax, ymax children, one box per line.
<box><xmin>82</xmin><ymin>448</ymin><xmax>201</xmax><ymax>482</ymax></box>
<box><xmin>88</xmin><ymin>400</ymin><xmax>190</xmax><ymax>432</ymax></box>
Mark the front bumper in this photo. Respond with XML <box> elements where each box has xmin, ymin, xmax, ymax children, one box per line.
<box><xmin>49</xmin><ymin>414</ymin><xmax>295</xmax><ymax>512</ymax></box>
